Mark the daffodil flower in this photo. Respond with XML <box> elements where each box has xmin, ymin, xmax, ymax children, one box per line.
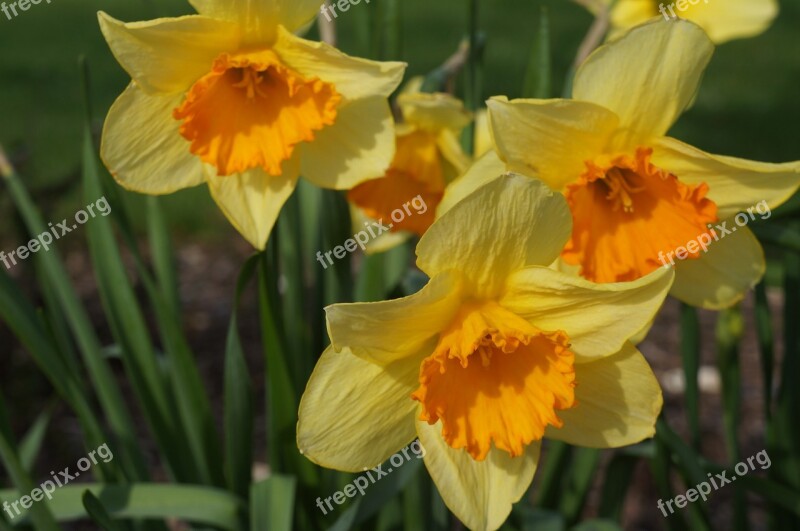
<box><xmin>452</xmin><ymin>19</ymin><xmax>800</xmax><ymax>309</ymax></box>
<box><xmin>98</xmin><ymin>0</ymin><xmax>405</xmax><ymax>249</ymax></box>
<box><xmin>298</xmin><ymin>174</ymin><xmax>673</xmax><ymax>530</ymax></box>
<box><xmin>348</xmin><ymin>79</ymin><xmax>471</xmax><ymax>240</ymax></box>
<box><xmin>596</xmin><ymin>0</ymin><xmax>778</xmax><ymax>44</ymax></box>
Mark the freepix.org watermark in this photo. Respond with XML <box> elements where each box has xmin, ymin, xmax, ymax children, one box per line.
<box><xmin>319</xmin><ymin>0</ymin><xmax>370</xmax><ymax>22</ymax></box>
<box><xmin>316</xmin><ymin>194</ymin><xmax>428</xmax><ymax>270</ymax></box>
<box><xmin>1</xmin><ymin>0</ymin><xmax>53</xmax><ymax>22</ymax></box>
<box><xmin>657</xmin><ymin>449</ymin><xmax>771</xmax><ymax>517</ymax></box>
<box><xmin>658</xmin><ymin>200</ymin><xmax>771</xmax><ymax>268</ymax></box>
<box><xmin>658</xmin><ymin>0</ymin><xmax>708</xmax><ymax>20</ymax></box>
<box><xmin>316</xmin><ymin>440</ymin><xmax>426</xmax><ymax>515</ymax></box>
<box><xmin>2</xmin><ymin>443</ymin><xmax>114</xmax><ymax>520</ymax></box>
<box><xmin>1</xmin><ymin>196</ymin><xmax>111</xmax><ymax>270</ymax></box>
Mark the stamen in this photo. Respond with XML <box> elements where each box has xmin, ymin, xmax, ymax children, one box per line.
<box><xmin>602</xmin><ymin>167</ymin><xmax>646</xmax><ymax>213</ymax></box>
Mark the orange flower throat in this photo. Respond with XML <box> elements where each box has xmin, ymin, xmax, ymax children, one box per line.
<box><xmin>412</xmin><ymin>301</ymin><xmax>576</xmax><ymax>461</ymax></box>
<box><xmin>174</xmin><ymin>50</ymin><xmax>341</xmax><ymax>177</ymax></box>
<box><xmin>562</xmin><ymin>147</ymin><xmax>718</xmax><ymax>283</ymax></box>
<box><xmin>348</xmin><ymin>130</ymin><xmax>445</xmax><ymax>235</ymax></box>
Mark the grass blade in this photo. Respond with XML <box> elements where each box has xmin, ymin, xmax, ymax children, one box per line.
<box><xmin>223</xmin><ymin>256</ymin><xmax>259</xmax><ymax>499</ymax></box>
<box><xmin>680</xmin><ymin>303</ymin><xmax>701</xmax><ymax>449</ymax></box>
<box><xmin>0</xmin><ymin>392</ymin><xmax>60</xmax><ymax>530</ymax></box>
<box><xmin>250</xmin><ymin>476</ymin><xmax>296</xmax><ymax>531</ymax></box>
<box><xmin>754</xmin><ymin>281</ymin><xmax>774</xmax><ymax>420</ymax></box>
<box><xmin>0</xmin><ymin>484</ymin><xmax>243</xmax><ymax>529</ymax></box>
<box><xmin>522</xmin><ymin>7</ymin><xmax>551</xmax><ymax>98</ymax></box>
<box><xmin>18</xmin><ymin>406</ymin><xmax>52</xmax><ymax>473</ymax></box>
<box><xmin>716</xmin><ymin>306</ymin><xmax>747</xmax><ymax>530</ymax></box>
<box><xmin>0</xmin><ymin>146</ymin><xmax>147</xmax><ymax>482</ymax></box>
<box><xmin>82</xmin><ymin>490</ymin><xmax>124</xmax><ymax>531</ymax></box>
<box><xmin>557</xmin><ymin>448</ymin><xmax>600</xmax><ymax>525</ymax></box>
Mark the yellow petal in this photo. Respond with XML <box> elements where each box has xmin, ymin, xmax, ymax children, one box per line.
<box><xmin>436</xmin><ymin>151</ymin><xmax>506</xmax><ymax>219</ymax></box>
<box><xmin>274</xmin><ymin>27</ymin><xmax>405</xmax><ymax>102</ymax></box>
<box><xmin>298</xmin><ymin>97</ymin><xmax>397</xmax><ymax>190</ymax></box>
<box><xmin>101</xmin><ymin>83</ymin><xmax>205</xmax><ymax>194</ymax></box>
<box><xmin>672</xmin><ymin>0</ymin><xmax>777</xmax><ymax>43</ymax></box>
<box><xmin>325</xmin><ymin>273</ymin><xmax>463</xmax><ymax>365</ymax></box>
<box><xmin>653</xmin><ymin>137</ymin><xmax>800</xmax><ymax>220</ymax></box>
<box><xmin>418</xmin><ymin>174</ymin><xmax>572</xmax><ymax>299</ymax></box>
<box><xmin>189</xmin><ymin>0</ymin><xmax>321</xmax><ymax>32</ymax></box>
<box><xmin>670</xmin><ymin>225</ymin><xmax>765</xmax><ymax>309</ymax></box>
<box><xmin>98</xmin><ymin>12</ymin><xmax>239</xmax><ymax>94</ymax></box>
<box><xmin>487</xmin><ymin>97</ymin><xmax>619</xmax><ymax>192</ymax></box>
<box><xmin>609</xmin><ymin>0</ymin><xmax>657</xmax><ymax>34</ymax></box>
<box><xmin>417</xmin><ymin>419</ymin><xmax>540</xmax><ymax>531</ymax></box>
<box><xmin>398</xmin><ymin>92</ymin><xmax>472</xmax><ymax>132</ymax></box>
<box><xmin>437</xmin><ymin>129</ymin><xmax>472</xmax><ymax>177</ymax></box>
<box><xmin>500</xmin><ymin>266</ymin><xmax>674</xmax><ymax>362</ymax></box>
<box><xmin>206</xmin><ymin>158</ymin><xmax>299</xmax><ymax>250</ymax></box>
<box><xmin>545</xmin><ymin>343</ymin><xmax>662</xmax><ymax>447</ymax></box>
<box><xmin>189</xmin><ymin>0</ymin><xmax>322</xmax><ymax>44</ymax></box>
<box><xmin>297</xmin><ymin>346</ymin><xmax>420</xmax><ymax>472</ymax></box>
<box><xmin>473</xmin><ymin>108</ymin><xmax>493</xmax><ymax>158</ymax></box>
<box><xmin>573</xmin><ymin>19</ymin><xmax>713</xmax><ymax>148</ymax></box>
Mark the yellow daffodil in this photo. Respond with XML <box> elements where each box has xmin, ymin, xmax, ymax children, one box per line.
<box><xmin>451</xmin><ymin>19</ymin><xmax>800</xmax><ymax>309</ymax></box>
<box><xmin>348</xmin><ymin>79</ymin><xmax>471</xmax><ymax>239</ymax></box>
<box><xmin>596</xmin><ymin>0</ymin><xmax>778</xmax><ymax>43</ymax></box>
<box><xmin>298</xmin><ymin>174</ymin><xmax>674</xmax><ymax>530</ymax></box>
<box><xmin>98</xmin><ymin>0</ymin><xmax>405</xmax><ymax>249</ymax></box>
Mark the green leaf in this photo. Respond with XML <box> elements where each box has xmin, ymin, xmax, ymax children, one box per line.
<box><xmin>0</xmin><ymin>269</ymin><xmax>109</xmax><ymax>469</ymax></box>
<box><xmin>655</xmin><ymin>418</ymin><xmax>711</xmax><ymax>530</ymax></box>
<box><xmin>558</xmin><ymin>448</ymin><xmax>600</xmax><ymax>525</ymax></box>
<box><xmin>1</xmin><ymin>150</ymin><xmax>145</xmax><ymax>481</ymax></box>
<box><xmin>680</xmin><ymin>303</ymin><xmax>701</xmax><ymax>449</ymax></box>
<box><xmin>276</xmin><ymin>191</ymin><xmax>312</xmax><ymax>394</ymax></box>
<box><xmin>0</xmin><ymin>484</ymin><xmax>243</xmax><ymax>529</ymax></box>
<box><xmin>0</xmin><ymin>393</ymin><xmax>60</xmax><ymax>531</ymax></box>
<box><xmin>18</xmin><ymin>406</ymin><xmax>52</xmax><ymax>473</ymax></box>
<box><xmin>224</xmin><ymin>256</ymin><xmax>259</xmax><ymax>499</ymax></box>
<box><xmin>715</xmin><ymin>306</ymin><xmax>746</xmax><ymax>531</ymax></box>
<box><xmin>250</xmin><ymin>475</ymin><xmax>296</xmax><ymax>531</ymax></box>
<box><xmin>754</xmin><ymin>282</ymin><xmax>774</xmax><ymax>420</ymax></box>
<box><xmin>522</xmin><ymin>7</ymin><xmax>551</xmax><ymax>99</ymax></box>
<box><xmin>146</xmin><ymin>196</ymin><xmax>181</xmax><ymax>319</ymax></box>
<box><xmin>598</xmin><ymin>452</ymin><xmax>639</xmax><ymax>521</ymax></box>
<box><xmin>533</xmin><ymin>441</ymin><xmax>571</xmax><ymax>509</ymax></box>
<box><xmin>258</xmin><ymin>252</ymin><xmax>317</xmax><ymax>486</ymax></box>
<box><xmin>82</xmin><ymin>490</ymin><xmax>124</xmax><ymax>531</ymax></box>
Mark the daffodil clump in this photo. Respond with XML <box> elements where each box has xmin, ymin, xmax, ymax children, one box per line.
<box><xmin>98</xmin><ymin>0</ymin><xmax>405</xmax><ymax>249</ymax></box>
<box><xmin>298</xmin><ymin>174</ymin><xmax>675</xmax><ymax>530</ymax></box>
<box><xmin>450</xmin><ymin>19</ymin><xmax>800</xmax><ymax>309</ymax></box>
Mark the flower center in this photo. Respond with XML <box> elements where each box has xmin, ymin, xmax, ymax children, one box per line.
<box><xmin>562</xmin><ymin>147</ymin><xmax>718</xmax><ymax>283</ymax></box>
<box><xmin>173</xmin><ymin>50</ymin><xmax>341</xmax><ymax>177</ymax></box>
<box><xmin>348</xmin><ymin>130</ymin><xmax>444</xmax><ymax>235</ymax></box>
<box><xmin>411</xmin><ymin>301</ymin><xmax>576</xmax><ymax>461</ymax></box>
